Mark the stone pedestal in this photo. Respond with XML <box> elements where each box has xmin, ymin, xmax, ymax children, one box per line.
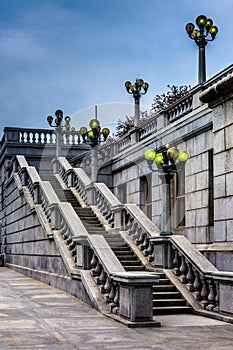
<box><xmin>113</xmin><ymin>271</ymin><xmax>160</xmax><ymax>326</ymax></box>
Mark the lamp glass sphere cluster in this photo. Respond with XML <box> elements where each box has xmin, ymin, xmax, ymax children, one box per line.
<box><xmin>125</xmin><ymin>78</ymin><xmax>149</xmax><ymax>96</ymax></box>
<box><xmin>47</xmin><ymin>109</ymin><xmax>75</xmax><ymax>131</ymax></box>
<box><xmin>144</xmin><ymin>146</ymin><xmax>189</xmax><ymax>175</ymax></box>
<box><xmin>79</xmin><ymin>119</ymin><xmax>110</xmax><ymax>147</ymax></box>
<box><xmin>185</xmin><ymin>15</ymin><xmax>218</xmax><ymax>44</ymax></box>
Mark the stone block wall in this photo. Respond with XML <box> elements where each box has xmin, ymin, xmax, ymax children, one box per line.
<box><xmin>200</xmin><ymin>73</ymin><xmax>233</xmax><ymax>244</ymax></box>
<box><xmin>3</xmin><ymin>176</ymin><xmax>67</xmax><ymax>275</ymax></box>
<box><xmin>185</xmin><ymin>129</ymin><xmax>214</xmax><ymax>244</ymax></box>
<box><xmin>212</xmin><ymin>103</ymin><xmax>233</xmax><ymax>242</ymax></box>
<box><xmin>1</xmin><ymin>174</ymin><xmax>91</xmax><ymax>303</ymax></box>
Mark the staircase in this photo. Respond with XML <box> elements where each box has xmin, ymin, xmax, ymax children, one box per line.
<box><xmin>43</xmin><ymin>175</ymin><xmax>192</xmax><ymax>315</ymax></box>
<box><xmin>153</xmin><ymin>272</ymin><xmax>192</xmax><ymax>315</ymax></box>
<box><xmin>42</xmin><ymin>176</ymin><xmax>145</xmax><ymax>271</ymax></box>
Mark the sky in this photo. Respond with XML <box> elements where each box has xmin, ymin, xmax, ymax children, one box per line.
<box><xmin>0</xmin><ymin>0</ymin><xmax>232</xmax><ymax>136</ymax></box>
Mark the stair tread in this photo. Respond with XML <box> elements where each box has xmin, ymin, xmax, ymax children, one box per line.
<box><xmin>154</xmin><ymin>305</ymin><xmax>192</xmax><ymax>310</ymax></box>
<box><xmin>154</xmin><ymin>298</ymin><xmax>186</xmax><ymax>302</ymax></box>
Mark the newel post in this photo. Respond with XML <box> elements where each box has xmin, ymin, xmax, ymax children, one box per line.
<box><xmin>111</xmin><ymin>204</ymin><xmax>124</xmax><ymax>230</ymax></box>
<box><xmin>113</xmin><ymin>272</ymin><xmax>160</xmax><ymax>326</ymax></box>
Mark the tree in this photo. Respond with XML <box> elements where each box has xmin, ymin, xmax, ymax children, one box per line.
<box><xmin>151</xmin><ymin>85</ymin><xmax>191</xmax><ymax>112</ymax></box>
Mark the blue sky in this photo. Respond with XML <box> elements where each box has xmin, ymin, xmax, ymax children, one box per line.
<box><xmin>0</xmin><ymin>0</ymin><xmax>232</xmax><ymax>135</ymax></box>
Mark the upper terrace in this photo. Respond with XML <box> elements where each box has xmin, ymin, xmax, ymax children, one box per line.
<box><xmin>0</xmin><ymin>64</ymin><xmax>232</xmax><ymax>173</ymax></box>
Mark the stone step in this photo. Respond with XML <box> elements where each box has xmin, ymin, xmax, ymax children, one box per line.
<box><xmin>118</xmin><ymin>260</ymin><xmax>142</xmax><ymax>266</ymax></box>
<box><xmin>153</xmin><ymin>299</ymin><xmax>187</xmax><ymax>307</ymax></box>
<box><xmin>156</xmin><ymin>278</ymin><xmax>172</xmax><ymax>285</ymax></box>
<box><xmin>154</xmin><ymin>284</ymin><xmax>177</xmax><ymax>292</ymax></box>
<box><xmin>124</xmin><ymin>266</ymin><xmax>145</xmax><ymax>271</ymax></box>
<box><xmin>153</xmin><ymin>291</ymin><xmax>181</xmax><ymax>299</ymax></box>
<box><xmin>153</xmin><ymin>305</ymin><xmax>192</xmax><ymax>315</ymax></box>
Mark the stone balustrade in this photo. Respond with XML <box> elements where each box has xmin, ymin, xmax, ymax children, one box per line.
<box><xmin>18</xmin><ymin>128</ymin><xmax>82</xmax><ymax>145</ymax></box>
<box><xmin>123</xmin><ymin>204</ymin><xmax>160</xmax><ymax>261</ymax></box>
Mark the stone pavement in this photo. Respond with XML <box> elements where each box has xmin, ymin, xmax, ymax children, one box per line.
<box><xmin>0</xmin><ymin>268</ymin><xmax>233</xmax><ymax>350</ymax></box>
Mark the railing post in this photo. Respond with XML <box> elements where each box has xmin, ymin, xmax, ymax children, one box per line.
<box><xmin>52</xmin><ymin>158</ymin><xmax>59</xmax><ymax>174</ymax></box>
<box><xmin>49</xmin><ymin>203</ymin><xmax>59</xmax><ymax>230</ymax></box>
<box><xmin>75</xmin><ymin>239</ymin><xmax>91</xmax><ymax>269</ymax></box>
<box><xmin>66</xmin><ymin>169</ymin><xmax>74</xmax><ymax>187</ymax></box>
<box><xmin>86</xmin><ymin>183</ymin><xmax>96</xmax><ymax>205</ymax></box>
<box><xmin>111</xmin><ymin>204</ymin><xmax>124</xmax><ymax>230</ymax></box>
<box><xmin>114</xmin><ymin>272</ymin><xmax>160</xmax><ymax>325</ymax></box>
<box><xmin>32</xmin><ymin>182</ymin><xmax>40</xmax><ymax>204</ymax></box>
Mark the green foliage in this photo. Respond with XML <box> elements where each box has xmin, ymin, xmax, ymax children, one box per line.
<box><xmin>151</xmin><ymin>85</ymin><xmax>191</xmax><ymax>112</ymax></box>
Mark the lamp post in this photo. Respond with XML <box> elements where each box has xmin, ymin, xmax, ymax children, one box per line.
<box><xmin>125</xmin><ymin>78</ymin><xmax>149</xmax><ymax>128</ymax></box>
<box><xmin>79</xmin><ymin>107</ymin><xmax>110</xmax><ymax>182</ymax></box>
<box><xmin>185</xmin><ymin>15</ymin><xmax>218</xmax><ymax>84</ymax></box>
<box><xmin>47</xmin><ymin>109</ymin><xmax>74</xmax><ymax>157</ymax></box>
<box><xmin>144</xmin><ymin>145</ymin><xmax>189</xmax><ymax>235</ymax></box>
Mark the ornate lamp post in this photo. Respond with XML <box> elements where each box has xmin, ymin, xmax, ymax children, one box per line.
<box><xmin>79</xmin><ymin>107</ymin><xmax>110</xmax><ymax>182</ymax></box>
<box><xmin>47</xmin><ymin>109</ymin><xmax>74</xmax><ymax>157</ymax></box>
<box><xmin>125</xmin><ymin>78</ymin><xmax>149</xmax><ymax>127</ymax></box>
<box><xmin>185</xmin><ymin>15</ymin><xmax>218</xmax><ymax>84</ymax></box>
<box><xmin>144</xmin><ymin>145</ymin><xmax>189</xmax><ymax>235</ymax></box>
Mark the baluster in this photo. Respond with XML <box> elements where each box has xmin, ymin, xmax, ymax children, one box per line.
<box><xmin>26</xmin><ymin>132</ymin><xmax>30</xmax><ymax>143</ymax></box>
<box><xmin>96</xmin><ymin>190</ymin><xmax>101</xmax><ymax>206</ymax></box>
<box><xmin>213</xmin><ymin>281</ymin><xmax>219</xmax><ymax>312</ymax></box>
<box><xmin>43</xmin><ymin>133</ymin><xmax>48</xmax><ymax>143</ymax></box>
<box><xmin>110</xmin><ymin>284</ymin><xmax>119</xmax><ymax>314</ymax></box>
<box><xmin>193</xmin><ymin>269</ymin><xmax>202</xmax><ymax>300</ymax></box>
<box><xmin>103</xmin><ymin>276</ymin><xmax>111</xmax><ymax>294</ymax></box>
<box><xmin>145</xmin><ymin>240</ymin><xmax>154</xmax><ymax>262</ymax></box>
<box><xmin>68</xmin><ymin>239</ymin><xmax>75</xmax><ymax>251</ymax></box>
<box><xmin>200</xmin><ymin>277</ymin><xmax>209</xmax><ymax>309</ymax></box>
<box><xmin>206</xmin><ymin>279</ymin><xmax>216</xmax><ymax>311</ymax></box>
<box><xmin>179</xmin><ymin>256</ymin><xmax>187</xmax><ymax>283</ymax></box>
<box><xmin>99</xmin><ymin>270</ymin><xmax>107</xmax><ymax>293</ymax></box>
<box><xmin>32</xmin><ymin>132</ymin><xmax>36</xmax><ymax>143</ymax></box>
<box><xmin>186</xmin><ymin>262</ymin><xmax>195</xmax><ymax>291</ymax></box>
<box><xmin>127</xmin><ymin>220</ymin><xmax>136</xmax><ymax>237</ymax></box>
<box><xmin>38</xmin><ymin>132</ymin><xmax>42</xmax><ymax>143</ymax></box>
<box><xmin>90</xmin><ymin>253</ymin><xmax>98</xmax><ymax>269</ymax></box>
<box><xmin>132</xmin><ymin>226</ymin><xmax>141</xmax><ymax>242</ymax></box>
<box><xmin>108</xmin><ymin>283</ymin><xmax>116</xmax><ymax>306</ymax></box>
<box><xmin>94</xmin><ymin>265</ymin><xmax>103</xmax><ymax>285</ymax></box>
<box><xmin>135</xmin><ymin>230</ymin><xmax>145</xmax><ymax>247</ymax></box>
<box><xmin>104</xmin><ymin>277</ymin><xmax>112</xmax><ymax>302</ymax></box>
<box><xmin>91</xmin><ymin>261</ymin><xmax>102</xmax><ymax>278</ymax></box>
<box><xmin>140</xmin><ymin>235</ymin><xmax>149</xmax><ymax>253</ymax></box>
<box><xmin>172</xmin><ymin>248</ymin><xmax>180</xmax><ymax>276</ymax></box>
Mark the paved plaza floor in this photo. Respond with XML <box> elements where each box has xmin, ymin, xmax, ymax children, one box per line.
<box><xmin>0</xmin><ymin>267</ymin><xmax>233</xmax><ymax>349</ymax></box>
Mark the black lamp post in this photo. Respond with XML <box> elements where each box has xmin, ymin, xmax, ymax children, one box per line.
<box><xmin>47</xmin><ymin>109</ymin><xmax>74</xmax><ymax>157</ymax></box>
<box><xmin>185</xmin><ymin>15</ymin><xmax>218</xmax><ymax>84</ymax></box>
<box><xmin>144</xmin><ymin>145</ymin><xmax>189</xmax><ymax>235</ymax></box>
<box><xmin>125</xmin><ymin>78</ymin><xmax>149</xmax><ymax>127</ymax></box>
<box><xmin>79</xmin><ymin>107</ymin><xmax>110</xmax><ymax>182</ymax></box>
